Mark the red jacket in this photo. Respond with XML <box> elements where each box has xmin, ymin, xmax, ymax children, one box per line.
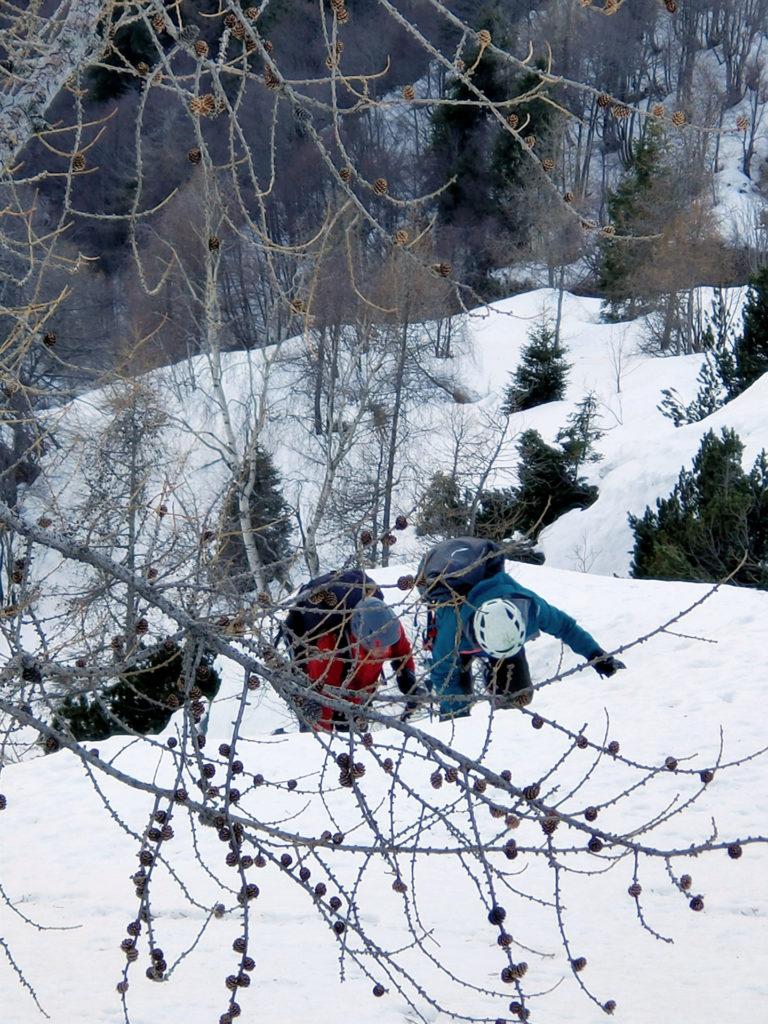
<box><xmin>305</xmin><ymin>623</ymin><xmax>416</xmax><ymax>731</ymax></box>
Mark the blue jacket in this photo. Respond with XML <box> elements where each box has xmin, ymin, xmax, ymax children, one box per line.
<box><xmin>430</xmin><ymin>571</ymin><xmax>602</xmax><ymax>697</ymax></box>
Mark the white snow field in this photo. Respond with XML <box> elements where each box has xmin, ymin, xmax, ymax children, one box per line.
<box><xmin>4</xmin><ymin>284</ymin><xmax>768</xmax><ymax>1024</ymax></box>
<box><xmin>2</xmin><ymin>562</ymin><xmax>768</xmax><ymax>1024</ymax></box>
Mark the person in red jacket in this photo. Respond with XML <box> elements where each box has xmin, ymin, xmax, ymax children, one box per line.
<box><xmin>302</xmin><ymin>596</ymin><xmax>419</xmax><ymax>731</ymax></box>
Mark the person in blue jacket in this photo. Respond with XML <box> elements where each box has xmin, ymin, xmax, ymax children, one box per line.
<box><xmin>417</xmin><ymin>538</ymin><xmax>624</xmax><ymax>720</ymax></box>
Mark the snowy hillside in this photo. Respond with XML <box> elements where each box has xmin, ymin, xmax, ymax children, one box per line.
<box><xmin>2</xmin><ymin>564</ymin><xmax>768</xmax><ymax>1024</ymax></box>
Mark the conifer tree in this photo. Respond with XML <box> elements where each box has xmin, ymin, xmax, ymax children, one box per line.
<box><xmin>415</xmin><ymin>471</ymin><xmax>471</xmax><ymax>538</ymax></box>
<box><xmin>733</xmin><ymin>266</ymin><xmax>768</xmax><ymax>393</ymax></box>
<box><xmin>502</xmin><ymin>317</ymin><xmax>570</xmax><ymax>413</ymax></box>
<box><xmin>629</xmin><ymin>428</ymin><xmax>768</xmax><ymax>589</ymax></box>
<box><xmin>556</xmin><ymin>392</ymin><xmax>603</xmax><ymax>475</ymax></box>
<box><xmin>600</xmin><ymin>123</ymin><xmax>668</xmax><ymax>320</ymax></box>
<box><xmin>513</xmin><ymin>429</ymin><xmax>598</xmax><ymax>539</ymax></box>
<box><xmin>216</xmin><ymin>447</ymin><xmax>292</xmax><ymax>591</ymax></box>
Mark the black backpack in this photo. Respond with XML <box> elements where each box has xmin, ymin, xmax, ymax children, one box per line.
<box><xmin>283</xmin><ymin>570</ymin><xmax>383</xmax><ymax>648</ymax></box>
<box><xmin>416</xmin><ymin>537</ymin><xmax>504</xmax><ymax>604</ymax></box>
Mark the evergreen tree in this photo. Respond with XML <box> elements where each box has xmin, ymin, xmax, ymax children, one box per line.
<box><xmin>556</xmin><ymin>392</ymin><xmax>603</xmax><ymax>475</ymax></box>
<box><xmin>629</xmin><ymin>428</ymin><xmax>768</xmax><ymax>589</ymax></box>
<box><xmin>216</xmin><ymin>447</ymin><xmax>293</xmax><ymax>591</ymax></box>
<box><xmin>473</xmin><ymin>487</ymin><xmax>518</xmax><ymax>541</ymax></box>
<box><xmin>502</xmin><ymin>317</ymin><xmax>570</xmax><ymax>413</ymax></box>
<box><xmin>514</xmin><ymin>429</ymin><xmax>598</xmax><ymax>539</ymax></box>
<box><xmin>733</xmin><ymin>266</ymin><xmax>768</xmax><ymax>393</ymax></box>
<box><xmin>415</xmin><ymin>471</ymin><xmax>471</xmax><ymax>538</ymax></box>
<box><xmin>600</xmin><ymin>123</ymin><xmax>668</xmax><ymax>320</ymax></box>
<box><xmin>54</xmin><ymin>643</ymin><xmax>221</xmax><ymax>741</ymax></box>
<box><xmin>660</xmin><ymin>277</ymin><xmax>768</xmax><ymax>427</ymax></box>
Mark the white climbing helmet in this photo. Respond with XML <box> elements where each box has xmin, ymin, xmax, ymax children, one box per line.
<box><xmin>473</xmin><ymin>598</ymin><xmax>527</xmax><ymax>659</ymax></box>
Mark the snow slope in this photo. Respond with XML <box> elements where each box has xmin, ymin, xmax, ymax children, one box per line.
<box><xmin>2</xmin><ymin>564</ymin><xmax>768</xmax><ymax>1024</ymax></box>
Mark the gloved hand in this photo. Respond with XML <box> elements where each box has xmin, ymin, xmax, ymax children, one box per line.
<box><xmin>589</xmin><ymin>650</ymin><xmax>626</xmax><ymax>678</ymax></box>
<box><xmin>400</xmin><ymin>684</ymin><xmax>430</xmax><ymax>722</ymax></box>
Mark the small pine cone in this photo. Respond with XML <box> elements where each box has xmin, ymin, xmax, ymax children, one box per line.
<box><xmin>501</xmin><ymin>967</ymin><xmax>515</xmax><ymax>984</ymax></box>
<box><xmin>588</xmin><ymin>836</ymin><xmax>603</xmax><ymax>853</ymax></box>
<box><xmin>455</xmin><ymin>58</ymin><xmax>466</xmax><ymax>72</ymax></box>
<box><xmin>487</xmin><ymin>904</ymin><xmax>506</xmax><ymax>925</ymax></box>
<box><xmin>736</xmin><ymin>115</ymin><xmax>749</xmax><ymax>132</ymax></box>
<box><xmin>208</xmin><ymin>235</ymin><xmax>221</xmax><ymax>252</ymax></box>
<box><xmin>220</xmin><ymin>1015</ymin><xmax>232</xmax><ymax>1024</ymax></box>
<box><xmin>226</xmin><ymin>851</ymin><xmax>239</xmax><ymax>867</ymax></box>
<box><xmin>126</xmin><ymin>946</ymin><xmax>139</xmax><ymax>962</ymax></box>
<box><xmin>571</xmin><ymin>956</ymin><xmax>587</xmax><ymax>972</ymax></box>
<box><xmin>280</xmin><ymin>853</ymin><xmax>293</xmax><ymax>868</ymax></box>
<box><xmin>332</xmin><ymin>832</ymin><xmax>344</xmax><ymax>845</ymax></box>
<box><xmin>506</xmin><ymin>112</ymin><xmax>519</xmax><ymax>129</ymax></box>
<box><xmin>232</xmin><ymin>760</ymin><xmax>244</xmax><ymax>775</ymax></box>
<box><xmin>147</xmin><ymin>827</ymin><xmax>162</xmax><ymax>842</ymax></box>
<box><xmin>503</xmin><ymin>839</ymin><xmax>517</xmax><ymax>860</ymax></box>
<box><xmin>339</xmin><ymin>165</ymin><xmax>353</xmax><ymax>182</ymax></box>
<box><xmin>146</xmin><ymin>567</ymin><xmax>158</xmax><ymax>579</ymax></box>
<box><xmin>224</xmin><ymin>12</ymin><xmax>237</xmax><ymax>28</ymax></box>
<box><xmin>671</xmin><ymin>110</ymin><xmax>686</xmax><ymax>126</ymax></box>
<box><xmin>430</xmin><ymin>770</ymin><xmax>443</xmax><ymax>790</ymax></box>
<box><xmin>392</xmin><ymin>878</ymin><xmax>407</xmax><ymax>893</ymax></box>
<box><xmin>152</xmin><ymin>14</ymin><xmax>166</xmax><ymax>32</ymax></box>
<box><xmin>505</xmin><ymin>814</ymin><xmax>520</xmax><ymax>830</ymax></box>
<box><xmin>628</xmin><ymin>882</ymin><xmax>642</xmax><ymax>897</ymax></box>
<box><xmin>395</xmin><ymin>514</ymin><xmax>408</xmax><ymax>530</ymax></box>
<box><xmin>524</xmin><ymin>135</ymin><xmax>536</xmax><ymax>148</ymax></box>
<box><xmin>523</xmin><ymin>783</ymin><xmax>540</xmax><ymax>801</ymax></box>
<box><xmin>333</xmin><ymin>920</ymin><xmax>346</xmax><ymax>935</ymax></box>
<box><xmin>135</xmin><ymin>617</ymin><xmax>149</xmax><ymax>635</ymax></box>
<box><xmin>174</xmin><ymin>788</ymin><xmax>188</xmax><ymax>803</ymax></box>
<box><xmin>541</xmin><ymin>814</ymin><xmax>559</xmax><ymax>835</ymax></box>
<box><xmin>394</xmin><ymin>228</ymin><xmax>409</xmax><ymax>246</ymax></box>
<box><xmin>607</xmin><ymin>740</ymin><xmax>620</xmax><ymax>755</ymax></box>
<box><xmin>382</xmin><ymin>533</ymin><xmax>397</xmax><ymax>545</ymax></box>
<box><xmin>612</xmin><ymin>104</ymin><xmax>631</xmax><ymax>119</ymax></box>
<box><xmin>339</xmin><ymin>769</ymin><xmax>353</xmax><ymax>788</ymax></box>
<box><xmin>584</xmin><ymin>806</ymin><xmax>598</xmax><ymax>822</ymax></box>
<box><xmin>564</xmin><ymin>190</ymin><xmax>575</xmax><ymax>203</ymax></box>
<box><xmin>187</xmin><ymin>147</ymin><xmax>202</xmax><ymax>164</ymax></box>
<box><xmin>680</xmin><ymin>874</ymin><xmax>692</xmax><ymax>891</ymax></box>
<box><xmin>665</xmin><ymin>756</ymin><xmax>678</xmax><ymax>771</ymax></box>
<box><xmin>264</xmin><ymin>67</ymin><xmax>280</xmax><ymax>89</ymax></box>
<box><xmin>665</xmin><ymin>0</ymin><xmax>678</xmax><ymax>11</ymax></box>
<box><xmin>434</xmin><ymin>261</ymin><xmax>452</xmax><ymax>278</ymax></box>
<box><xmin>700</xmin><ymin>769</ymin><xmax>714</xmax><ymax>784</ymax></box>
<box><xmin>120</xmin><ymin>938</ymin><xmax>136</xmax><ymax>953</ymax></box>
<box><xmin>226</xmin><ymin>975</ymin><xmax>239</xmax><ymax>991</ymax></box>
<box><xmin>402</xmin><ymin>85</ymin><xmax>416</xmax><ymax>101</ymax></box>
<box><xmin>329</xmin><ymin>895</ymin><xmax>342</xmax><ymax>912</ymax></box>
<box><xmin>314</xmin><ymin>882</ymin><xmax>327</xmax><ymax>897</ymax></box>
<box><xmin>166</xmin><ymin>694</ymin><xmax>180</xmax><ymax>710</ymax></box>
<box><xmin>500</xmin><ymin>769</ymin><xmax>512</xmax><ymax>782</ymax></box>
<box><xmin>727</xmin><ymin>843</ymin><xmax>743</xmax><ymax>860</ymax></box>
<box><xmin>446</xmin><ymin>767</ymin><xmax>459</xmax><ymax>784</ymax></box>
<box><xmin>44</xmin><ymin>735</ymin><xmax>60</xmax><ymax>754</ymax></box>
<box><xmin>497</xmin><ymin>931</ymin><xmax>512</xmax><ymax>948</ymax></box>
<box><xmin>373</xmin><ymin>178</ymin><xmax>388</xmax><ymax>196</ymax></box>
<box><xmin>601</xmin><ymin>223</ymin><xmax>616</xmax><ymax>236</ymax></box>
<box><xmin>373</xmin><ymin>983</ymin><xmax>386</xmax><ymax>997</ymax></box>
<box><xmin>473</xmin><ymin>778</ymin><xmax>487</xmax><ymax>794</ymax></box>
<box><xmin>477</xmin><ymin>28</ymin><xmax>492</xmax><ymax>48</ymax></box>
<box><xmin>154</xmin><ymin>809</ymin><xmax>168</xmax><ymax>824</ymax></box>
<box><xmin>337</xmin><ymin>7</ymin><xmax>350</xmax><ymax>23</ymax></box>
<box><xmin>531</xmin><ymin>714</ymin><xmax>544</xmax><ymax>729</ymax></box>
<box><xmin>136</xmin><ymin>62</ymin><xmax>149</xmax><ymax>76</ymax></box>
<box><xmin>542</xmin><ymin>157</ymin><xmax>555</xmax><ymax>171</ymax></box>
<box><xmin>38</xmin><ymin>516</ymin><xmax>53</xmax><ymax>528</ymax></box>
<box><xmin>116</xmin><ymin>979</ymin><xmax>129</xmax><ymax>994</ymax></box>
<box><xmin>651</xmin><ymin>103</ymin><xmax>665</xmax><ymax>118</ymax></box>
<box><xmin>246</xmin><ymin>6</ymin><xmax>259</xmax><ymax>18</ymax></box>
<box><xmin>161</xmin><ymin>824</ymin><xmax>174</xmax><ymax>840</ymax></box>
<box><xmin>489</xmin><ymin>805</ymin><xmax>505</xmax><ymax>819</ymax></box>
<box><xmin>359</xmin><ymin>529</ymin><xmax>373</xmax><ymax>546</ymax></box>
<box><xmin>194</xmin><ymin>40</ymin><xmax>208</xmax><ymax>58</ymax></box>
<box><xmin>603</xmin><ymin>1001</ymin><xmax>617</xmax><ymax>1015</ymax></box>
<box><xmin>233</xmin><ymin>937</ymin><xmax>247</xmax><ymax>954</ymax></box>
<box><xmin>382</xmin><ymin>757</ymin><xmax>394</xmax><ymax>774</ymax></box>
<box><xmin>597</xmin><ymin>93</ymin><xmax>612</xmax><ymax>108</ymax></box>
<box><xmin>352</xmin><ymin>762</ymin><xmax>365</xmax><ymax>779</ymax></box>
<box><xmin>232</xmin><ymin>22</ymin><xmax>245</xmax><ymax>40</ymax></box>
<box><xmin>242</xmin><ymin>956</ymin><xmax>255</xmax><ymax>972</ymax></box>
<box><xmin>111</xmin><ymin>635</ymin><xmax>124</xmax><ymax>651</ymax></box>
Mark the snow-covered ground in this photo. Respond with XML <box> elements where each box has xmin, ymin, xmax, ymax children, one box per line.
<box><xmin>2</xmin><ymin>563</ymin><xmax>768</xmax><ymax>1024</ymax></box>
<box><xmin>5</xmin><ymin>281</ymin><xmax>768</xmax><ymax>1024</ymax></box>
